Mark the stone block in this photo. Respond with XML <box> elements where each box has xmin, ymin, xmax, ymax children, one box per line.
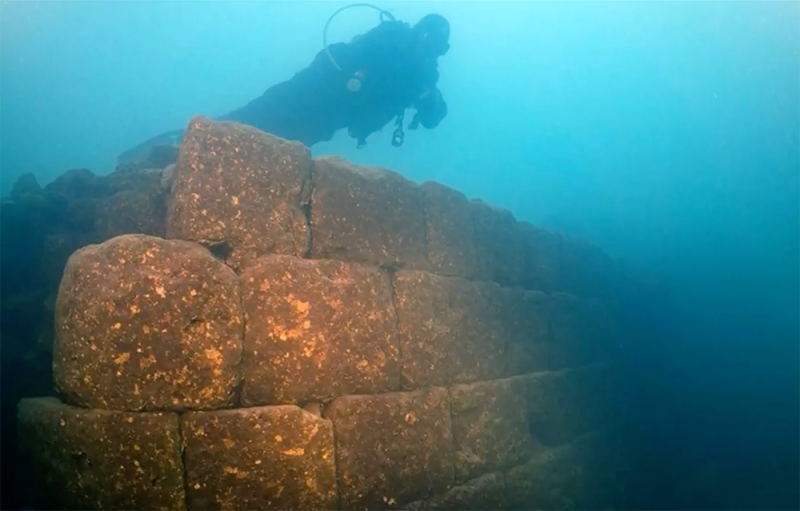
<box><xmin>548</xmin><ymin>293</ymin><xmax>621</xmax><ymax>370</ymax></box>
<box><xmin>504</xmin><ymin>431</ymin><xmax>629</xmax><ymax>510</ymax></box>
<box><xmin>53</xmin><ymin>234</ymin><xmax>244</xmax><ymax>411</ymax></box>
<box><xmin>518</xmin><ymin>222</ymin><xmax>562</xmax><ymax>293</ymax></box>
<box><xmin>502</xmin><ymin>288</ymin><xmax>551</xmax><ymax>377</ymax></box>
<box><xmin>325</xmin><ymin>387</ymin><xmax>455</xmax><ymax>510</ymax></box>
<box><xmin>182</xmin><ymin>405</ymin><xmax>337</xmax><ymax>510</ymax></box>
<box><xmin>393</xmin><ymin>271</ymin><xmax>506</xmax><ymax>389</ymax></box>
<box><xmin>95</xmin><ymin>187</ymin><xmax>167</xmax><ymax>242</ymax></box>
<box><xmin>470</xmin><ymin>199</ymin><xmax>525</xmax><ymax>286</ymax></box>
<box><xmin>17</xmin><ymin>397</ymin><xmax>185</xmax><ymax>511</ymax></box>
<box><xmin>310</xmin><ymin>156</ymin><xmax>428</xmax><ymax>269</ymax></box>
<box><xmin>418</xmin><ymin>472</ymin><xmax>507</xmax><ymax>510</ymax></box>
<box><xmin>516</xmin><ymin>363</ymin><xmax>627</xmax><ymax>447</ymax></box>
<box><xmin>503</xmin><ymin>442</ymin><xmax>581</xmax><ymax>511</ymax></box>
<box><xmin>239</xmin><ymin>255</ymin><xmax>400</xmax><ymax>406</ymax></box>
<box><xmin>420</xmin><ymin>181</ymin><xmax>479</xmax><ymax>278</ymax></box>
<box><xmin>449</xmin><ymin>378</ymin><xmax>538</xmax><ymax>482</ymax></box>
<box><xmin>167</xmin><ymin>116</ymin><xmax>312</xmax><ymax>270</ymax></box>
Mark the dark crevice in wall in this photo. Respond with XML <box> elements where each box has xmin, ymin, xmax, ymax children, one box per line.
<box><xmin>386</xmin><ymin>269</ymin><xmax>404</xmax><ymax>393</ymax></box>
<box><xmin>177</xmin><ymin>415</ymin><xmax>191</xmax><ymax>511</ymax></box>
<box><xmin>300</xmin><ymin>161</ymin><xmax>315</xmax><ymax>259</ymax></box>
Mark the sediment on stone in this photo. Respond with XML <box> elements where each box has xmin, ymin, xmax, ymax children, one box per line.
<box><xmin>166</xmin><ymin>116</ymin><xmax>313</xmax><ymax>271</ymax></box>
<box><xmin>448</xmin><ymin>378</ymin><xmax>539</xmax><ymax>483</ymax></box>
<box><xmin>309</xmin><ymin>156</ymin><xmax>429</xmax><ymax>270</ymax></box>
<box><xmin>17</xmin><ymin>397</ymin><xmax>186</xmax><ymax>511</ymax></box>
<box><xmin>393</xmin><ymin>271</ymin><xmax>507</xmax><ymax>389</ymax></box>
<box><xmin>239</xmin><ymin>255</ymin><xmax>400</xmax><ymax>406</ymax></box>
<box><xmin>324</xmin><ymin>387</ymin><xmax>455</xmax><ymax>510</ymax></box>
<box><xmin>181</xmin><ymin>405</ymin><xmax>338</xmax><ymax>511</ymax></box>
<box><xmin>53</xmin><ymin>234</ymin><xmax>244</xmax><ymax>411</ymax></box>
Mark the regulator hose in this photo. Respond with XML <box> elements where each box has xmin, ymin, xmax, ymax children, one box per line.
<box><xmin>323</xmin><ymin>3</ymin><xmax>396</xmax><ymax>72</ymax></box>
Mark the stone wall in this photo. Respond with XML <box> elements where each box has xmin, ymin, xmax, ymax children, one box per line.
<box><xmin>17</xmin><ymin>116</ymin><xmax>635</xmax><ymax>510</ymax></box>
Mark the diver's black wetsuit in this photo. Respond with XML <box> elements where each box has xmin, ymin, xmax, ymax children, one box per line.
<box><xmin>117</xmin><ymin>14</ymin><xmax>449</xmax><ymax>165</ymax></box>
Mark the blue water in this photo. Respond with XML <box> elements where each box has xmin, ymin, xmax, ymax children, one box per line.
<box><xmin>1</xmin><ymin>1</ymin><xmax>798</xmax><ymax>509</ymax></box>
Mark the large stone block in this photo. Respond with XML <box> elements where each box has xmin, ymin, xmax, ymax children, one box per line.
<box><xmin>504</xmin><ymin>431</ymin><xmax>629</xmax><ymax>510</ymax></box>
<box><xmin>53</xmin><ymin>234</ymin><xmax>244</xmax><ymax>411</ymax></box>
<box><xmin>407</xmin><ymin>472</ymin><xmax>507</xmax><ymax>510</ymax></box>
<box><xmin>182</xmin><ymin>405</ymin><xmax>337</xmax><ymax>510</ymax></box>
<box><xmin>503</xmin><ymin>442</ymin><xmax>582</xmax><ymax>511</ymax></box>
<box><xmin>502</xmin><ymin>288</ymin><xmax>551</xmax><ymax>377</ymax></box>
<box><xmin>17</xmin><ymin>397</ymin><xmax>185</xmax><ymax>511</ymax></box>
<box><xmin>310</xmin><ymin>156</ymin><xmax>428</xmax><ymax>269</ymax></box>
<box><xmin>167</xmin><ymin>116</ymin><xmax>312</xmax><ymax>270</ymax></box>
<box><xmin>325</xmin><ymin>387</ymin><xmax>455</xmax><ymax>510</ymax></box>
<box><xmin>393</xmin><ymin>271</ymin><xmax>506</xmax><ymax>389</ymax></box>
<box><xmin>449</xmin><ymin>378</ymin><xmax>538</xmax><ymax>482</ymax></box>
<box><xmin>518</xmin><ymin>222</ymin><xmax>562</xmax><ymax>293</ymax></box>
<box><xmin>470</xmin><ymin>200</ymin><xmax>526</xmax><ymax>286</ymax></box>
<box><xmin>95</xmin><ymin>186</ymin><xmax>167</xmax><ymax>242</ymax></box>
<box><xmin>548</xmin><ymin>293</ymin><xmax>621</xmax><ymax>370</ymax></box>
<box><xmin>240</xmin><ymin>255</ymin><xmax>400</xmax><ymax>405</ymax></box>
<box><xmin>516</xmin><ymin>363</ymin><xmax>627</xmax><ymax>447</ymax></box>
<box><xmin>421</xmin><ymin>181</ymin><xmax>479</xmax><ymax>278</ymax></box>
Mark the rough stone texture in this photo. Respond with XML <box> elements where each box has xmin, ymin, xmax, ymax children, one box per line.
<box><xmin>421</xmin><ymin>181</ymin><xmax>479</xmax><ymax>278</ymax></box>
<box><xmin>182</xmin><ymin>405</ymin><xmax>337</xmax><ymax>511</ymax></box>
<box><xmin>96</xmin><ymin>171</ymin><xmax>167</xmax><ymax>241</ymax></box>
<box><xmin>548</xmin><ymin>293</ymin><xmax>621</xmax><ymax>370</ymax></box>
<box><xmin>449</xmin><ymin>378</ymin><xmax>539</xmax><ymax>482</ymax></box>
<box><xmin>167</xmin><ymin>116</ymin><xmax>313</xmax><ymax>271</ymax></box>
<box><xmin>240</xmin><ymin>255</ymin><xmax>400</xmax><ymax>406</ymax></box>
<box><xmin>504</xmin><ymin>431</ymin><xmax>629</xmax><ymax>511</ymax></box>
<box><xmin>16</xmin><ymin>397</ymin><xmax>185</xmax><ymax>511</ymax></box>
<box><xmin>502</xmin><ymin>288</ymin><xmax>552</xmax><ymax>377</ymax></box>
<box><xmin>310</xmin><ymin>156</ymin><xmax>428</xmax><ymax>269</ymax></box>
<box><xmin>325</xmin><ymin>387</ymin><xmax>455</xmax><ymax>510</ymax></box>
<box><xmin>518</xmin><ymin>222</ymin><xmax>562</xmax><ymax>293</ymax></box>
<box><xmin>516</xmin><ymin>363</ymin><xmax>627</xmax><ymax>447</ymax></box>
<box><xmin>53</xmin><ymin>234</ymin><xmax>244</xmax><ymax>411</ymax></box>
<box><xmin>408</xmin><ymin>472</ymin><xmax>507</xmax><ymax>510</ymax></box>
<box><xmin>393</xmin><ymin>271</ymin><xmax>506</xmax><ymax>389</ymax></box>
<box><xmin>470</xmin><ymin>199</ymin><xmax>526</xmax><ymax>287</ymax></box>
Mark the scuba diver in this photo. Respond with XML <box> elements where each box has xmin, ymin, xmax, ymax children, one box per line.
<box><xmin>118</xmin><ymin>6</ymin><xmax>450</xmax><ymax>165</ymax></box>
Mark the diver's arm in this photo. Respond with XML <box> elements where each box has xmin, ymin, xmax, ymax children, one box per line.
<box><xmin>409</xmin><ymin>86</ymin><xmax>447</xmax><ymax>130</ymax></box>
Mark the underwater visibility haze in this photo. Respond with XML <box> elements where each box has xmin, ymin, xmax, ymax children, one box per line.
<box><xmin>0</xmin><ymin>1</ymin><xmax>798</xmax><ymax>510</ymax></box>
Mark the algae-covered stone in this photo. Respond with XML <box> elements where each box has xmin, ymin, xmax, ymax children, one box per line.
<box><xmin>325</xmin><ymin>387</ymin><xmax>455</xmax><ymax>510</ymax></box>
<box><xmin>53</xmin><ymin>234</ymin><xmax>244</xmax><ymax>411</ymax></box>
<box><xmin>17</xmin><ymin>397</ymin><xmax>185</xmax><ymax>511</ymax></box>
<box><xmin>182</xmin><ymin>405</ymin><xmax>337</xmax><ymax>510</ymax></box>
<box><xmin>449</xmin><ymin>378</ymin><xmax>538</xmax><ymax>482</ymax></box>
<box><xmin>424</xmin><ymin>472</ymin><xmax>507</xmax><ymax>510</ymax></box>
<box><xmin>167</xmin><ymin>116</ymin><xmax>312</xmax><ymax>270</ymax></box>
<box><xmin>421</xmin><ymin>181</ymin><xmax>479</xmax><ymax>278</ymax></box>
<box><xmin>393</xmin><ymin>271</ymin><xmax>506</xmax><ymax>389</ymax></box>
<box><xmin>310</xmin><ymin>156</ymin><xmax>428</xmax><ymax>269</ymax></box>
<box><xmin>240</xmin><ymin>255</ymin><xmax>400</xmax><ymax>406</ymax></box>
<box><xmin>470</xmin><ymin>199</ymin><xmax>525</xmax><ymax>286</ymax></box>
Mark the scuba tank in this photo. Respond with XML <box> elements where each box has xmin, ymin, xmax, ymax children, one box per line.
<box><xmin>323</xmin><ymin>3</ymin><xmax>407</xmax><ymax>148</ymax></box>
